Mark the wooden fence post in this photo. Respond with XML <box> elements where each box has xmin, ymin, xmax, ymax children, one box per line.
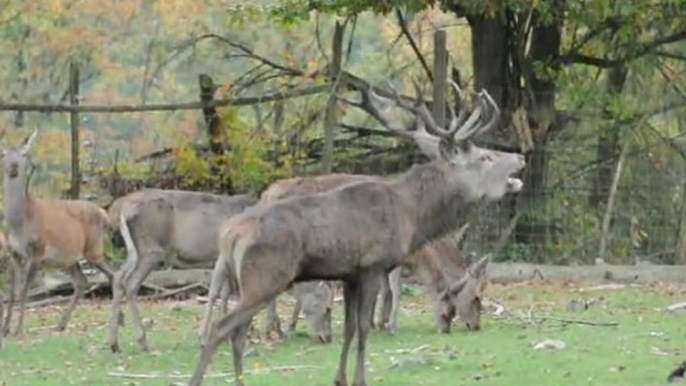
<box><xmin>69</xmin><ymin>62</ymin><xmax>80</xmax><ymax>199</ymax></box>
<box><xmin>198</xmin><ymin>74</ymin><xmax>225</xmax><ymax>155</ymax></box>
<box><xmin>432</xmin><ymin>29</ymin><xmax>448</xmax><ymax>127</ymax></box>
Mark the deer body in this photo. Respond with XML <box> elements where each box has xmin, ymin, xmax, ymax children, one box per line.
<box><xmin>190</xmin><ymin>81</ymin><xmax>525</xmax><ymax>386</ymax></box>
<box><xmin>375</xmin><ymin>237</ymin><xmax>490</xmax><ymax>334</ymax></box>
<box><xmin>2</xmin><ymin>131</ymin><xmax>117</xmax><ymax>337</ymax></box>
<box><xmin>107</xmin><ymin>188</ymin><xmax>257</xmax><ymax>353</ymax></box>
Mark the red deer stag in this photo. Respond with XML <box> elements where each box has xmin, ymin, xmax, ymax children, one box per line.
<box><xmin>190</xmin><ymin>80</ymin><xmax>525</xmax><ymax>386</ymax></box>
<box><xmin>2</xmin><ymin>130</ymin><xmax>118</xmax><ymax>338</ymax></box>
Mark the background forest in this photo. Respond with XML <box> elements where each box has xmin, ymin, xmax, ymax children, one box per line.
<box><xmin>1</xmin><ymin>0</ymin><xmax>686</xmax><ymax>265</ymax></box>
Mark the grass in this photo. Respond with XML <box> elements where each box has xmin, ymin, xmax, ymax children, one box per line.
<box><xmin>1</xmin><ymin>281</ymin><xmax>686</xmax><ymax>386</ymax></box>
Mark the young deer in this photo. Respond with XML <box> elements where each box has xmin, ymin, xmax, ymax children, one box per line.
<box><xmin>2</xmin><ymin>130</ymin><xmax>117</xmax><ymax>338</ymax></box>
<box><xmin>190</xmin><ymin>80</ymin><xmax>525</xmax><ymax>386</ymax></box>
<box><xmin>374</xmin><ymin>238</ymin><xmax>490</xmax><ymax>335</ymax></box>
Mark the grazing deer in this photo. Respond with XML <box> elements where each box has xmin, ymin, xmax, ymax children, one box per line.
<box><xmin>189</xmin><ymin>80</ymin><xmax>524</xmax><ymax>386</ymax></box>
<box><xmin>373</xmin><ymin>237</ymin><xmax>490</xmax><ymax>335</ymax></box>
<box><xmin>2</xmin><ymin>130</ymin><xmax>118</xmax><ymax>338</ymax></box>
<box><xmin>106</xmin><ymin>188</ymin><xmax>257</xmax><ymax>353</ymax></box>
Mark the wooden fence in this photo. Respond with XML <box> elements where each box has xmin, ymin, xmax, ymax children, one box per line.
<box><xmin>0</xmin><ymin>29</ymin><xmax>452</xmax><ymax>199</ymax></box>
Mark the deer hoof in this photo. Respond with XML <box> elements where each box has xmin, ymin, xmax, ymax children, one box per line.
<box><xmin>110</xmin><ymin>342</ymin><xmax>121</xmax><ymax>353</ymax></box>
<box><xmin>334</xmin><ymin>377</ymin><xmax>348</xmax><ymax>386</ymax></box>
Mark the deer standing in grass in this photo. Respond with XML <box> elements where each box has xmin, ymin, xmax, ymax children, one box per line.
<box><xmin>2</xmin><ymin>130</ymin><xmax>118</xmax><ymax>338</ymax></box>
<box><xmin>255</xmin><ymin>175</ymin><xmax>481</xmax><ymax>340</ymax></box>
<box><xmin>106</xmin><ymin>188</ymin><xmax>257</xmax><ymax>353</ymax></box>
<box><xmin>373</xmin><ymin>236</ymin><xmax>490</xmax><ymax>335</ymax></box>
<box><xmin>190</xmin><ymin>80</ymin><xmax>525</xmax><ymax>386</ymax></box>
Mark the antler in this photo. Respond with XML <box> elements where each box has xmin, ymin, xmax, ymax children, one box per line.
<box><xmin>338</xmin><ymin>81</ymin><xmax>441</xmax><ymax>156</ymax></box>
<box><xmin>339</xmin><ymin>78</ymin><xmax>501</xmax><ymax>158</ymax></box>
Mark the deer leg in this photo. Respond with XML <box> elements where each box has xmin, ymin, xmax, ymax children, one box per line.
<box><xmin>287</xmin><ymin>296</ymin><xmax>302</xmax><ymax>335</ymax></box>
<box><xmin>376</xmin><ymin>273</ymin><xmax>392</xmax><ymax>330</ymax></box>
<box><xmin>89</xmin><ymin>255</ymin><xmax>124</xmax><ymax>327</ymax></box>
<box><xmin>352</xmin><ymin>272</ymin><xmax>382</xmax><ymax>386</ymax></box>
<box><xmin>14</xmin><ymin>259</ymin><xmax>37</xmax><ymax>338</ymax></box>
<box><xmin>230</xmin><ymin>322</ymin><xmax>251</xmax><ymax>386</ymax></box>
<box><xmin>334</xmin><ymin>280</ymin><xmax>359</xmax><ymax>386</ymax></box>
<box><xmin>199</xmin><ymin>258</ymin><xmax>229</xmax><ymax>348</ymax></box>
<box><xmin>56</xmin><ymin>264</ymin><xmax>89</xmax><ymax>331</ymax></box>
<box><xmin>386</xmin><ymin>267</ymin><xmax>402</xmax><ymax>335</ymax></box>
<box><xmin>264</xmin><ymin>297</ymin><xmax>286</xmax><ymax>340</ymax></box>
<box><xmin>123</xmin><ymin>250</ymin><xmax>161</xmax><ymax>352</ymax></box>
<box><xmin>188</xmin><ymin>298</ymin><xmax>271</xmax><ymax>386</ymax></box>
<box><xmin>108</xmin><ymin>271</ymin><xmax>126</xmax><ymax>352</ymax></box>
<box><xmin>3</xmin><ymin>254</ymin><xmax>20</xmax><ymax>336</ymax></box>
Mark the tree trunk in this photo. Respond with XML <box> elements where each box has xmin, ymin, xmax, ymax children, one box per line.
<box><xmin>465</xmin><ymin>13</ymin><xmax>509</xmax><ymax>108</ymax></box>
<box><xmin>589</xmin><ymin>65</ymin><xmax>628</xmax><ymax>210</ymax></box>
<box><xmin>514</xmin><ymin>5</ymin><xmax>562</xmax><ymax>246</ymax></box>
<box><xmin>447</xmin><ymin>4</ymin><xmax>564</xmax><ymax>255</ymax></box>
<box><xmin>321</xmin><ymin>21</ymin><xmax>345</xmax><ymax>174</ymax></box>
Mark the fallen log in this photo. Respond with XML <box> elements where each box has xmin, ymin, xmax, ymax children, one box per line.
<box><xmin>21</xmin><ymin>261</ymin><xmax>686</xmax><ymax>304</ymax></box>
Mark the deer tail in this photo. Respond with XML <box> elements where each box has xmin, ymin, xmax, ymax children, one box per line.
<box><xmin>118</xmin><ymin>206</ymin><xmax>140</xmax><ymax>284</ymax></box>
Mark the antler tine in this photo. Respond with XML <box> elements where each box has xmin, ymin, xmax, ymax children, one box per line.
<box><xmin>452</xmin><ymin>91</ymin><xmax>487</xmax><ymax>142</ymax></box>
<box><xmin>475</xmin><ymin>89</ymin><xmax>501</xmax><ymax>136</ymax></box>
<box><xmin>446</xmin><ymin>80</ymin><xmax>468</xmax><ymax>136</ymax></box>
<box><xmin>408</xmin><ymin>79</ymin><xmax>452</xmax><ymax>138</ymax></box>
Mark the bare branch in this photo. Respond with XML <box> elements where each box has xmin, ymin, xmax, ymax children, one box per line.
<box><xmin>395</xmin><ymin>8</ymin><xmax>432</xmax><ymax>81</ymax></box>
<box><xmin>197</xmin><ymin>33</ymin><xmax>304</xmax><ymax>76</ymax></box>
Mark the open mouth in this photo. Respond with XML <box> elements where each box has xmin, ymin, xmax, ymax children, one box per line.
<box><xmin>506</xmin><ymin>172</ymin><xmax>523</xmax><ymax>193</ymax></box>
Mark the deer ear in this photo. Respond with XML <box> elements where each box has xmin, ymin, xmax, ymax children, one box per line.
<box><xmin>470</xmin><ymin>254</ymin><xmax>491</xmax><ymax>276</ymax></box>
<box><xmin>444</xmin><ymin>276</ymin><xmax>468</xmax><ymax>299</ymax></box>
<box><xmin>19</xmin><ymin>130</ymin><xmax>38</xmax><ymax>155</ymax></box>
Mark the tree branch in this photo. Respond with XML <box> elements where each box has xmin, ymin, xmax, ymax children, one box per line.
<box><xmin>196</xmin><ymin>33</ymin><xmax>304</xmax><ymax>76</ymax></box>
<box><xmin>395</xmin><ymin>8</ymin><xmax>432</xmax><ymax>81</ymax></box>
<box><xmin>560</xmin><ymin>29</ymin><xmax>686</xmax><ymax>68</ymax></box>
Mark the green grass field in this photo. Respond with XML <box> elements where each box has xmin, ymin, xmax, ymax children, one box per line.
<box><xmin>1</xmin><ymin>282</ymin><xmax>685</xmax><ymax>386</ymax></box>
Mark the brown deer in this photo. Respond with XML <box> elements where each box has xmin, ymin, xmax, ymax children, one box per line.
<box><xmin>373</xmin><ymin>236</ymin><xmax>490</xmax><ymax>335</ymax></box>
<box><xmin>106</xmin><ymin>188</ymin><xmax>257</xmax><ymax>353</ymax></box>
<box><xmin>258</xmin><ymin>173</ymin><xmax>378</xmax><ymax>343</ymax></box>
<box><xmin>190</xmin><ymin>80</ymin><xmax>525</xmax><ymax>386</ymax></box>
<box><xmin>256</xmin><ymin>175</ymin><xmax>478</xmax><ymax>340</ymax></box>
<box><xmin>2</xmin><ymin>130</ymin><xmax>118</xmax><ymax>338</ymax></box>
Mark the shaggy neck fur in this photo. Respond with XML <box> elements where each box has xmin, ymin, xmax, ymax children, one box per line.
<box><xmin>4</xmin><ymin>171</ymin><xmax>30</xmax><ymax>229</ymax></box>
<box><xmin>391</xmin><ymin>160</ymin><xmax>483</xmax><ymax>254</ymax></box>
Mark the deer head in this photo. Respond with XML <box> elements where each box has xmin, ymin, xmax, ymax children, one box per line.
<box><xmin>439</xmin><ymin>254</ymin><xmax>490</xmax><ymax>332</ymax></box>
<box><xmin>341</xmin><ymin>79</ymin><xmax>525</xmax><ymax>202</ymax></box>
<box><xmin>300</xmin><ymin>281</ymin><xmax>334</xmax><ymax>344</ymax></box>
<box><xmin>2</xmin><ymin>130</ymin><xmax>37</xmax><ymax>182</ymax></box>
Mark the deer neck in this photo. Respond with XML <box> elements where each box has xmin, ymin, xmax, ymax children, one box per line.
<box><xmin>392</xmin><ymin>161</ymin><xmax>481</xmax><ymax>253</ymax></box>
<box><xmin>4</xmin><ymin>174</ymin><xmax>31</xmax><ymax>229</ymax></box>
